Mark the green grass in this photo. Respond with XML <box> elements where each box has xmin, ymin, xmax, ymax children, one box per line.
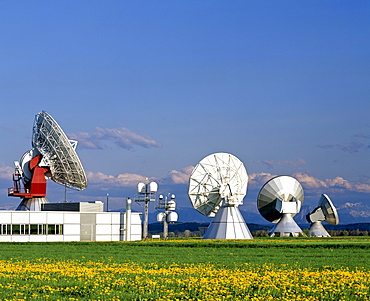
<box><xmin>1</xmin><ymin>236</ymin><xmax>369</xmax><ymax>269</ymax></box>
<box><xmin>0</xmin><ymin>238</ymin><xmax>369</xmax><ymax>300</ymax></box>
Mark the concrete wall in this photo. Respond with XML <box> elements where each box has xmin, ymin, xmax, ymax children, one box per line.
<box><xmin>0</xmin><ymin>211</ymin><xmax>142</xmax><ymax>242</ymax></box>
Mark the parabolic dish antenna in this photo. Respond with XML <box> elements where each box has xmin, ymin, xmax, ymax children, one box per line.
<box><xmin>8</xmin><ymin>111</ymin><xmax>88</xmax><ymax>211</ymax></box>
<box><xmin>188</xmin><ymin>152</ymin><xmax>248</xmax><ymax>217</ymax></box>
<box><xmin>32</xmin><ymin>111</ymin><xmax>87</xmax><ymax>190</ymax></box>
<box><xmin>257</xmin><ymin>175</ymin><xmax>305</xmax><ymax>237</ymax></box>
<box><xmin>306</xmin><ymin>194</ymin><xmax>339</xmax><ymax>237</ymax></box>
<box><xmin>188</xmin><ymin>152</ymin><xmax>252</xmax><ymax>239</ymax></box>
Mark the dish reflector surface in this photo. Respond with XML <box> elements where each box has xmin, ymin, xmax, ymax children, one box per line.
<box><xmin>306</xmin><ymin>194</ymin><xmax>339</xmax><ymax>237</ymax></box>
<box><xmin>257</xmin><ymin>175</ymin><xmax>304</xmax><ymax>223</ymax></box>
<box><xmin>32</xmin><ymin>111</ymin><xmax>88</xmax><ymax>190</ymax></box>
<box><xmin>188</xmin><ymin>152</ymin><xmax>248</xmax><ymax>217</ymax></box>
<box><xmin>318</xmin><ymin>194</ymin><xmax>339</xmax><ymax>225</ymax></box>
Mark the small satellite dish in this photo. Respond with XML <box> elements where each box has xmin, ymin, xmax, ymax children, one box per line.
<box><xmin>306</xmin><ymin>194</ymin><xmax>339</xmax><ymax>237</ymax></box>
<box><xmin>137</xmin><ymin>181</ymin><xmax>158</xmax><ymax>193</ymax></box>
<box><xmin>188</xmin><ymin>152</ymin><xmax>253</xmax><ymax>239</ymax></box>
<box><xmin>167</xmin><ymin>211</ymin><xmax>178</xmax><ymax>223</ymax></box>
<box><xmin>157</xmin><ymin>212</ymin><xmax>166</xmax><ymax>222</ymax></box>
<box><xmin>257</xmin><ymin>175</ymin><xmax>305</xmax><ymax>237</ymax></box>
<box><xmin>137</xmin><ymin>183</ymin><xmax>146</xmax><ymax>193</ymax></box>
<box><xmin>9</xmin><ymin>111</ymin><xmax>88</xmax><ymax>210</ymax></box>
<box><xmin>148</xmin><ymin>182</ymin><xmax>158</xmax><ymax>193</ymax></box>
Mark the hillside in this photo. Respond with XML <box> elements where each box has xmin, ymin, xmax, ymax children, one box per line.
<box><xmin>144</xmin><ymin>201</ymin><xmax>370</xmax><ymax>225</ymax></box>
<box><xmin>148</xmin><ymin>222</ymin><xmax>370</xmax><ymax>235</ymax></box>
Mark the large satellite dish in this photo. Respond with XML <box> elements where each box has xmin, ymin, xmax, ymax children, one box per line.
<box><xmin>188</xmin><ymin>152</ymin><xmax>253</xmax><ymax>239</ymax></box>
<box><xmin>188</xmin><ymin>152</ymin><xmax>248</xmax><ymax>217</ymax></box>
<box><xmin>306</xmin><ymin>194</ymin><xmax>339</xmax><ymax>237</ymax></box>
<box><xmin>8</xmin><ymin>111</ymin><xmax>88</xmax><ymax>211</ymax></box>
<box><xmin>32</xmin><ymin>111</ymin><xmax>87</xmax><ymax>190</ymax></box>
<box><xmin>257</xmin><ymin>175</ymin><xmax>305</xmax><ymax>237</ymax></box>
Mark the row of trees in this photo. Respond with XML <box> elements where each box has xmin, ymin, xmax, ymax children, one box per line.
<box><xmin>253</xmin><ymin>229</ymin><xmax>370</xmax><ymax>237</ymax></box>
<box><xmin>151</xmin><ymin>229</ymin><xmax>370</xmax><ymax>238</ymax></box>
<box><xmin>327</xmin><ymin>229</ymin><xmax>369</xmax><ymax>236</ymax></box>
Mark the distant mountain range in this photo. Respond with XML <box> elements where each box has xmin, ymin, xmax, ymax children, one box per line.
<box><xmin>144</xmin><ymin>202</ymin><xmax>370</xmax><ymax>225</ymax></box>
<box><xmin>336</xmin><ymin>202</ymin><xmax>370</xmax><ymax>223</ymax></box>
<box><xmin>148</xmin><ymin>221</ymin><xmax>370</xmax><ymax>234</ymax></box>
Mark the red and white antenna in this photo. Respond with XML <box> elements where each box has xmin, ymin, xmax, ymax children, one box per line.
<box><xmin>8</xmin><ymin>111</ymin><xmax>88</xmax><ymax>210</ymax></box>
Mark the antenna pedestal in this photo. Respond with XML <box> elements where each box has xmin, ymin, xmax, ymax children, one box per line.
<box><xmin>16</xmin><ymin>198</ymin><xmax>49</xmax><ymax>211</ymax></box>
<box><xmin>203</xmin><ymin>204</ymin><xmax>253</xmax><ymax>239</ymax></box>
<box><xmin>309</xmin><ymin>221</ymin><xmax>330</xmax><ymax>237</ymax></box>
<box><xmin>269</xmin><ymin>213</ymin><xmax>305</xmax><ymax>237</ymax></box>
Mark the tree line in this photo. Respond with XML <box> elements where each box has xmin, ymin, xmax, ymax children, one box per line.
<box><xmin>150</xmin><ymin>229</ymin><xmax>370</xmax><ymax>238</ymax></box>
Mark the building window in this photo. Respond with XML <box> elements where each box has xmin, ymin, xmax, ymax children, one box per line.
<box><xmin>12</xmin><ymin>224</ymin><xmax>21</xmax><ymax>235</ymax></box>
<box><xmin>48</xmin><ymin>224</ymin><xmax>63</xmax><ymax>235</ymax></box>
<box><xmin>0</xmin><ymin>224</ymin><xmax>63</xmax><ymax>235</ymax></box>
<box><xmin>12</xmin><ymin>224</ymin><xmax>29</xmax><ymax>235</ymax></box>
<box><xmin>30</xmin><ymin>224</ymin><xmax>38</xmax><ymax>235</ymax></box>
<box><xmin>1</xmin><ymin>224</ymin><xmax>9</xmax><ymax>235</ymax></box>
<box><xmin>57</xmin><ymin>224</ymin><xmax>63</xmax><ymax>235</ymax></box>
<box><xmin>39</xmin><ymin>224</ymin><xmax>47</xmax><ymax>235</ymax></box>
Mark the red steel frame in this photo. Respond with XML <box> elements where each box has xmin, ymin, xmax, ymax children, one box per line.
<box><xmin>8</xmin><ymin>155</ymin><xmax>49</xmax><ymax>199</ymax></box>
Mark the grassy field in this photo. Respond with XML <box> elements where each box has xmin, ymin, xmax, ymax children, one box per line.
<box><xmin>0</xmin><ymin>237</ymin><xmax>369</xmax><ymax>300</ymax></box>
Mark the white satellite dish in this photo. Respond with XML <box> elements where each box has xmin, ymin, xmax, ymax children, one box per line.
<box><xmin>32</xmin><ymin>111</ymin><xmax>88</xmax><ymax>190</ymax></box>
<box><xmin>156</xmin><ymin>212</ymin><xmax>166</xmax><ymax>222</ymax></box>
<box><xmin>257</xmin><ymin>175</ymin><xmax>305</xmax><ymax>237</ymax></box>
<box><xmin>188</xmin><ymin>152</ymin><xmax>253</xmax><ymax>239</ymax></box>
<box><xmin>306</xmin><ymin>194</ymin><xmax>339</xmax><ymax>237</ymax></box>
<box><xmin>9</xmin><ymin>111</ymin><xmax>88</xmax><ymax>211</ymax></box>
<box><xmin>167</xmin><ymin>211</ymin><xmax>178</xmax><ymax>223</ymax></box>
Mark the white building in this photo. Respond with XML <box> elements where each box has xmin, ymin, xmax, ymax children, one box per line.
<box><xmin>0</xmin><ymin>201</ymin><xmax>142</xmax><ymax>242</ymax></box>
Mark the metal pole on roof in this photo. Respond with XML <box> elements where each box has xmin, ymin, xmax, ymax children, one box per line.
<box><xmin>134</xmin><ymin>181</ymin><xmax>158</xmax><ymax>240</ymax></box>
<box><xmin>106</xmin><ymin>193</ymin><xmax>109</xmax><ymax>212</ymax></box>
<box><xmin>126</xmin><ymin>198</ymin><xmax>132</xmax><ymax>241</ymax></box>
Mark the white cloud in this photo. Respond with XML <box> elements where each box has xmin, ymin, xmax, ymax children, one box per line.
<box><xmin>85</xmin><ymin>166</ymin><xmax>368</xmax><ymax>195</ymax></box>
<box><xmin>166</xmin><ymin>166</ymin><xmax>194</xmax><ymax>184</ymax></box>
<box><xmin>68</xmin><ymin>132</ymin><xmax>102</xmax><ymax>150</ymax></box>
<box><xmin>0</xmin><ymin>166</ymin><xmax>14</xmax><ymax>180</ymax></box>
<box><xmin>68</xmin><ymin>127</ymin><xmax>162</xmax><ymax>150</ymax></box>
<box><xmin>248</xmin><ymin>172</ymin><xmax>277</xmax><ymax>189</ymax></box>
<box><xmin>325</xmin><ymin>176</ymin><xmax>352</xmax><ymax>190</ymax></box>
<box><xmin>246</xmin><ymin>171</ymin><xmax>370</xmax><ymax>194</ymax></box>
<box><xmin>352</xmin><ymin>183</ymin><xmax>370</xmax><ymax>193</ymax></box>
<box><xmin>86</xmin><ymin>171</ymin><xmax>155</xmax><ymax>188</ymax></box>
<box><xmin>85</xmin><ymin>165</ymin><xmax>193</xmax><ymax>188</ymax></box>
<box><xmin>292</xmin><ymin>172</ymin><xmax>327</xmax><ymax>189</ymax></box>
<box><xmin>87</xmin><ymin>166</ymin><xmax>194</xmax><ymax>189</ymax></box>
<box><xmin>292</xmin><ymin>172</ymin><xmax>364</xmax><ymax>192</ymax></box>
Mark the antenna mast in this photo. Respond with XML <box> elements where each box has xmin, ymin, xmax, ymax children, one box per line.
<box><xmin>134</xmin><ymin>180</ymin><xmax>158</xmax><ymax>240</ymax></box>
<box><xmin>155</xmin><ymin>193</ymin><xmax>178</xmax><ymax>239</ymax></box>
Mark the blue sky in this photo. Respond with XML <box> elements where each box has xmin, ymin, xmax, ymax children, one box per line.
<box><xmin>1</xmin><ymin>1</ymin><xmax>370</xmax><ymax>220</ymax></box>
